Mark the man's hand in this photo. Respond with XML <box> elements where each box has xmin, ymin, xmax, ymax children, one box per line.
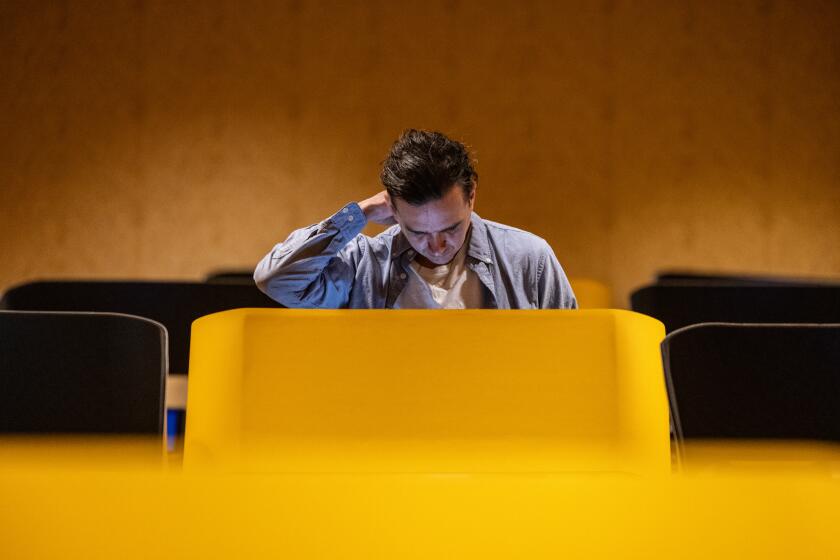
<box><xmin>358</xmin><ymin>191</ymin><xmax>397</xmax><ymax>225</ymax></box>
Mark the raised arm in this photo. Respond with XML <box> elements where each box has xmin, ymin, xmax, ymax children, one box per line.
<box><xmin>254</xmin><ymin>192</ymin><xmax>396</xmax><ymax>308</ymax></box>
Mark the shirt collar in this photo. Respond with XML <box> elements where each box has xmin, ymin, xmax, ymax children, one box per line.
<box><xmin>466</xmin><ymin>212</ymin><xmax>493</xmax><ymax>264</ymax></box>
<box><xmin>391</xmin><ymin>212</ymin><xmax>493</xmax><ymax>265</ymax></box>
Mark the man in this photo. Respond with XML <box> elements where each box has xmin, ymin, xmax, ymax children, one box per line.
<box><xmin>255</xmin><ymin>129</ymin><xmax>577</xmax><ymax>309</ymax></box>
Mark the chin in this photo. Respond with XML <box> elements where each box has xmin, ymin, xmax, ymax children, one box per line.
<box><xmin>428</xmin><ymin>254</ymin><xmax>454</xmax><ymax>265</ymax></box>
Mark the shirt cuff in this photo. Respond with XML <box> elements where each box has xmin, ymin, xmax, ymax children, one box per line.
<box><xmin>327</xmin><ymin>202</ymin><xmax>367</xmax><ymax>238</ymax></box>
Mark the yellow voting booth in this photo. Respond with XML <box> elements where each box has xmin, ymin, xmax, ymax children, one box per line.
<box><xmin>5</xmin><ymin>310</ymin><xmax>840</xmax><ymax>559</ymax></box>
<box><xmin>184</xmin><ymin>309</ymin><xmax>669</xmax><ymax>474</ymax></box>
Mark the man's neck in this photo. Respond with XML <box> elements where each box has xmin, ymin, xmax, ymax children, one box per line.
<box><xmin>414</xmin><ymin>253</ymin><xmax>453</xmax><ymax>269</ymax></box>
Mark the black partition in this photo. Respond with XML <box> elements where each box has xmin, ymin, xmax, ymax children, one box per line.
<box><xmin>630</xmin><ymin>284</ymin><xmax>840</xmax><ymax>333</ymax></box>
<box><xmin>0</xmin><ymin>281</ymin><xmax>282</xmax><ymax>374</ymax></box>
<box><xmin>0</xmin><ymin>311</ymin><xmax>166</xmax><ymax>434</ymax></box>
<box><xmin>204</xmin><ymin>270</ymin><xmax>255</xmax><ymax>284</ymax></box>
<box><xmin>662</xmin><ymin>323</ymin><xmax>840</xmax><ymax>444</ymax></box>
<box><xmin>654</xmin><ymin>270</ymin><xmax>837</xmax><ymax>287</ymax></box>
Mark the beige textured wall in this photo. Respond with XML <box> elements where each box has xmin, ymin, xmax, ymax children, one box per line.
<box><xmin>1</xmin><ymin>0</ymin><xmax>839</xmax><ymax>306</ymax></box>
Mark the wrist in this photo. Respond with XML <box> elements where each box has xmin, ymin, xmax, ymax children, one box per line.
<box><xmin>357</xmin><ymin>199</ymin><xmax>372</xmax><ymax>217</ymax></box>
<box><xmin>358</xmin><ymin>199</ymin><xmax>383</xmax><ymax>223</ymax></box>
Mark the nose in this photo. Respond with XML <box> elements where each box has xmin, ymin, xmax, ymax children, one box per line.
<box><xmin>428</xmin><ymin>233</ymin><xmax>446</xmax><ymax>255</ymax></box>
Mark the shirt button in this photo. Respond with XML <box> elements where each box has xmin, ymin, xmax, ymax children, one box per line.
<box><xmin>400</xmin><ymin>273</ymin><xmax>407</xmax><ymax>280</ymax></box>
<box><xmin>407</xmin><ymin>250</ymin><xmax>414</xmax><ymax>256</ymax></box>
<box><xmin>347</xmin><ymin>215</ymin><xmax>354</xmax><ymax>222</ymax></box>
<box><xmin>342</xmin><ymin>208</ymin><xmax>348</xmax><ymax>214</ymax></box>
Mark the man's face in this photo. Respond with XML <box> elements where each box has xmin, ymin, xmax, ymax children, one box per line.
<box><xmin>391</xmin><ymin>184</ymin><xmax>475</xmax><ymax>267</ymax></box>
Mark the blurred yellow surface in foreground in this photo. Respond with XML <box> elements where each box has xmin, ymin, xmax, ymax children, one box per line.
<box><xmin>2</xmin><ymin>438</ymin><xmax>840</xmax><ymax>559</ymax></box>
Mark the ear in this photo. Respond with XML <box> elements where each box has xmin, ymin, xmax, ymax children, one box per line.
<box><xmin>385</xmin><ymin>191</ymin><xmax>398</xmax><ymax>216</ymax></box>
<box><xmin>468</xmin><ymin>183</ymin><xmax>477</xmax><ymax>210</ymax></box>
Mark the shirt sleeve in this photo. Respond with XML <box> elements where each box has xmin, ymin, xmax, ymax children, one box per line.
<box><xmin>254</xmin><ymin>202</ymin><xmax>368</xmax><ymax>308</ymax></box>
<box><xmin>536</xmin><ymin>240</ymin><xmax>578</xmax><ymax>309</ymax></box>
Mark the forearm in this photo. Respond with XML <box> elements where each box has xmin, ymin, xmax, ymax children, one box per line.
<box><xmin>254</xmin><ymin>203</ymin><xmax>367</xmax><ymax>307</ymax></box>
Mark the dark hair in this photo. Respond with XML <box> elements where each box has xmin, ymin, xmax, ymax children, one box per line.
<box><xmin>380</xmin><ymin>129</ymin><xmax>478</xmax><ymax>205</ymax></box>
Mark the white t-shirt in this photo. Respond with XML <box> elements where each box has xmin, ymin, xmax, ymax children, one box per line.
<box><xmin>394</xmin><ymin>237</ymin><xmax>483</xmax><ymax>309</ymax></box>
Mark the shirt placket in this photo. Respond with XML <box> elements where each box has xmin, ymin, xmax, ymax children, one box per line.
<box><xmin>467</xmin><ymin>259</ymin><xmax>498</xmax><ymax>309</ymax></box>
<box><xmin>386</xmin><ymin>249</ymin><xmax>415</xmax><ymax>308</ymax></box>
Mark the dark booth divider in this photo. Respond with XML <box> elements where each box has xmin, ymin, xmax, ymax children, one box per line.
<box><xmin>631</xmin><ymin>284</ymin><xmax>840</xmax><ymax>333</ymax></box>
<box><xmin>654</xmin><ymin>270</ymin><xmax>839</xmax><ymax>287</ymax></box>
<box><xmin>663</xmin><ymin>323</ymin><xmax>840</xmax><ymax>445</ymax></box>
<box><xmin>0</xmin><ymin>311</ymin><xmax>166</xmax><ymax>434</ymax></box>
<box><xmin>0</xmin><ymin>280</ymin><xmax>283</xmax><ymax>374</ymax></box>
<box><xmin>204</xmin><ymin>270</ymin><xmax>255</xmax><ymax>285</ymax></box>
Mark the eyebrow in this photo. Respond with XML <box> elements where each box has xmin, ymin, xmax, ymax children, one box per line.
<box><xmin>405</xmin><ymin>220</ymin><xmax>462</xmax><ymax>235</ymax></box>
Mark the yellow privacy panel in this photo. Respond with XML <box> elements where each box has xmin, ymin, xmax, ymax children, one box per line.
<box><xmin>568</xmin><ymin>277</ymin><xmax>612</xmax><ymax>308</ymax></box>
<box><xmin>242</xmin><ymin>311</ymin><xmax>617</xmax><ymax>437</ymax></box>
<box><xmin>185</xmin><ymin>309</ymin><xmax>667</xmax><ymax>473</ymax></box>
<box><xmin>2</xmin><ymin>469</ymin><xmax>840</xmax><ymax>559</ymax></box>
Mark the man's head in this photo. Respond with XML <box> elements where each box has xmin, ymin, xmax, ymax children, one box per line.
<box><xmin>380</xmin><ymin>129</ymin><xmax>478</xmax><ymax>266</ymax></box>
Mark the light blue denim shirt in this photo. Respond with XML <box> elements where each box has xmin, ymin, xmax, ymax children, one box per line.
<box><xmin>254</xmin><ymin>202</ymin><xmax>577</xmax><ymax>309</ymax></box>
